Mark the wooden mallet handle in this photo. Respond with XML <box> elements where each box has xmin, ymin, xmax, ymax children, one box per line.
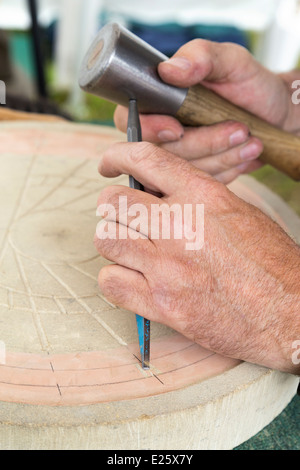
<box><xmin>79</xmin><ymin>23</ymin><xmax>300</xmax><ymax>181</ymax></box>
<box><xmin>176</xmin><ymin>84</ymin><xmax>300</xmax><ymax>181</ymax></box>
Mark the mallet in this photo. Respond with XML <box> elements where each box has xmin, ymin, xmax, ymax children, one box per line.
<box><xmin>79</xmin><ymin>22</ymin><xmax>300</xmax><ymax>181</ymax></box>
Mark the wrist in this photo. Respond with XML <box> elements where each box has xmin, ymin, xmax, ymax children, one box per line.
<box><xmin>250</xmin><ymin>246</ymin><xmax>300</xmax><ymax>375</ymax></box>
<box><xmin>273</xmin><ymin>265</ymin><xmax>300</xmax><ymax>375</ymax></box>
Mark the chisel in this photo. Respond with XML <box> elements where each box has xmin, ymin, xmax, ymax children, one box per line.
<box><xmin>127</xmin><ymin>98</ymin><xmax>150</xmax><ymax>370</ymax></box>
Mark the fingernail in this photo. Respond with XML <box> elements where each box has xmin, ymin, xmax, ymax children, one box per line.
<box><xmin>240</xmin><ymin>143</ymin><xmax>262</xmax><ymax>161</ymax></box>
<box><xmin>157</xmin><ymin>129</ymin><xmax>183</xmax><ymax>142</ymax></box>
<box><xmin>229</xmin><ymin>129</ymin><xmax>248</xmax><ymax>146</ymax></box>
<box><xmin>165</xmin><ymin>57</ymin><xmax>191</xmax><ymax>70</ymax></box>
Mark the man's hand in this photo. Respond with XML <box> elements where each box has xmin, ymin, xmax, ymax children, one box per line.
<box><xmin>114</xmin><ymin>39</ymin><xmax>297</xmax><ymax>183</ymax></box>
<box><xmin>115</xmin><ymin>110</ymin><xmax>263</xmax><ymax>184</ymax></box>
<box><xmin>95</xmin><ymin>142</ymin><xmax>300</xmax><ymax>374</ymax></box>
<box><xmin>156</xmin><ymin>39</ymin><xmax>292</xmax><ymax>127</ymax></box>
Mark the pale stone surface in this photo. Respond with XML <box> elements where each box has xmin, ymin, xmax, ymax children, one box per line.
<box><xmin>0</xmin><ymin>122</ymin><xmax>298</xmax><ymax>450</ymax></box>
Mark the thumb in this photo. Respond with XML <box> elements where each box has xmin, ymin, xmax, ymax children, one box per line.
<box><xmin>158</xmin><ymin>39</ymin><xmax>253</xmax><ymax>88</ymax></box>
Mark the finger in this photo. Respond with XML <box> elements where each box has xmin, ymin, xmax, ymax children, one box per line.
<box><xmin>189</xmin><ymin>137</ymin><xmax>263</xmax><ymax>175</ymax></box>
<box><xmin>97</xmin><ymin>185</ymin><xmax>189</xmax><ymax>245</ymax></box>
<box><xmin>98</xmin><ymin>142</ymin><xmax>214</xmax><ymax>197</ymax></box>
<box><xmin>114</xmin><ymin>105</ymin><xmax>184</xmax><ymax>143</ymax></box>
<box><xmin>98</xmin><ymin>265</ymin><xmax>152</xmax><ymax>318</ymax></box>
<box><xmin>158</xmin><ymin>39</ymin><xmax>254</xmax><ymax>88</ymax></box>
<box><xmin>97</xmin><ymin>184</ymin><xmax>159</xmax><ymax>236</ymax></box>
<box><xmin>161</xmin><ymin>121</ymin><xmax>252</xmax><ymax>160</ymax></box>
<box><xmin>214</xmin><ymin>159</ymin><xmax>264</xmax><ymax>185</ymax></box>
<box><xmin>97</xmin><ymin>185</ymin><xmax>158</xmax><ymax>213</ymax></box>
<box><xmin>115</xmin><ymin>107</ymin><xmax>252</xmax><ymax>153</ymax></box>
<box><xmin>94</xmin><ymin>221</ymin><xmax>155</xmax><ymax>274</ymax></box>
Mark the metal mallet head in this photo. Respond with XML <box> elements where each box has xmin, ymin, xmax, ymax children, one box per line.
<box><xmin>79</xmin><ymin>23</ymin><xmax>300</xmax><ymax>181</ymax></box>
<box><xmin>79</xmin><ymin>22</ymin><xmax>187</xmax><ymax>115</ymax></box>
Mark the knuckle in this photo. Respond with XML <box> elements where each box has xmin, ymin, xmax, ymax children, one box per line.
<box><xmin>127</xmin><ymin>141</ymin><xmax>156</xmax><ymax>165</ymax></box>
<box><xmin>148</xmin><ymin>260</ymin><xmax>187</xmax><ymax>317</ymax></box>
<box><xmin>195</xmin><ymin>173</ymin><xmax>231</xmax><ymax>205</ymax></box>
<box><xmin>99</xmin><ymin>270</ymin><xmax>130</xmax><ymax>307</ymax></box>
<box><xmin>128</xmin><ymin>142</ymin><xmax>176</xmax><ymax>174</ymax></box>
<box><xmin>98</xmin><ymin>185</ymin><xmax>132</xmax><ymax>208</ymax></box>
<box><xmin>230</xmin><ymin>42</ymin><xmax>252</xmax><ymax>64</ymax></box>
<box><xmin>98</xmin><ymin>267</ymin><xmax>113</xmax><ymax>291</ymax></box>
<box><xmin>226</xmin><ymin>120</ymin><xmax>250</xmax><ymax>136</ymax></box>
<box><xmin>211</xmin><ymin>184</ymin><xmax>236</xmax><ymax>212</ymax></box>
<box><xmin>98</xmin><ymin>268</ymin><xmax>120</xmax><ymax>301</ymax></box>
<box><xmin>97</xmin><ymin>185</ymin><xmax>121</xmax><ymax>208</ymax></box>
<box><xmin>190</xmin><ymin>165</ymin><xmax>216</xmax><ymax>189</ymax></box>
<box><xmin>191</xmin><ymin>39</ymin><xmax>213</xmax><ymax>74</ymax></box>
<box><xmin>150</xmin><ymin>284</ymin><xmax>177</xmax><ymax>320</ymax></box>
<box><xmin>97</xmin><ymin>185</ymin><xmax>115</xmax><ymax>206</ymax></box>
<box><xmin>95</xmin><ymin>230</ymin><xmax>124</xmax><ymax>259</ymax></box>
<box><xmin>219</xmin><ymin>149</ymin><xmax>238</xmax><ymax>169</ymax></box>
<box><xmin>190</xmin><ymin>38</ymin><xmax>211</xmax><ymax>55</ymax></box>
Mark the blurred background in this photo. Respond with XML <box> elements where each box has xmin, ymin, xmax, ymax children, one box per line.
<box><xmin>0</xmin><ymin>0</ymin><xmax>299</xmax><ymax>212</ymax></box>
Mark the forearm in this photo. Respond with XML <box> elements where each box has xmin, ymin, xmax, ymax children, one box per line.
<box><xmin>271</xmin><ymin>266</ymin><xmax>300</xmax><ymax>376</ymax></box>
<box><xmin>212</xmin><ymin>234</ymin><xmax>300</xmax><ymax>375</ymax></box>
<box><xmin>279</xmin><ymin>70</ymin><xmax>300</xmax><ymax>135</ymax></box>
<box><xmin>253</xmin><ymin>230</ymin><xmax>300</xmax><ymax>375</ymax></box>
<box><xmin>281</xmin><ymin>255</ymin><xmax>300</xmax><ymax>375</ymax></box>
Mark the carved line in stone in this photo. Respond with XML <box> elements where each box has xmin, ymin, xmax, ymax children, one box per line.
<box><xmin>0</xmin><ymin>153</ymin><xmax>39</xmax><ymax>264</ymax></box>
<box><xmin>19</xmin><ymin>159</ymin><xmax>90</xmax><ymax>219</ymax></box>
<box><xmin>14</xmin><ymin>249</ymin><xmax>50</xmax><ymax>352</ymax></box>
<box><xmin>41</xmin><ymin>262</ymin><xmax>127</xmax><ymax>347</ymax></box>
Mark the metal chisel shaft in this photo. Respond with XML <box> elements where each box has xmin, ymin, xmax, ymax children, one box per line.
<box><xmin>127</xmin><ymin>98</ymin><xmax>150</xmax><ymax>370</ymax></box>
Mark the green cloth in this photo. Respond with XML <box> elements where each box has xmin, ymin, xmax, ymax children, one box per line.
<box><xmin>235</xmin><ymin>395</ymin><xmax>300</xmax><ymax>450</ymax></box>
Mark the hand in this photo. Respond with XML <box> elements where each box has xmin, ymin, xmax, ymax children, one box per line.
<box><xmin>155</xmin><ymin>39</ymin><xmax>292</xmax><ymax>128</ymax></box>
<box><xmin>95</xmin><ymin>142</ymin><xmax>300</xmax><ymax>374</ymax></box>
<box><xmin>115</xmin><ymin>109</ymin><xmax>263</xmax><ymax>184</ymax></box>
<box><xmin>114</xmin><ymin>38</ymin><xmax>294</xmax><ymax>183</ymax></box>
